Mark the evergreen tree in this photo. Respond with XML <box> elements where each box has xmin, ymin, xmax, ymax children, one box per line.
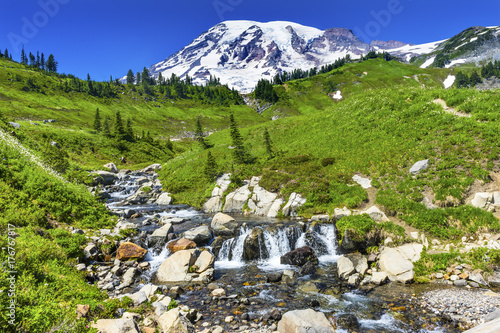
<box><xmin>469</xmin><ymin>71</ymin><xmax>482</xmax><ymax>87</ymax></box>
<box><xmin>103</xmin><ymin>117</ymin><xmax>111</xmax><ymax>137</ymax></box>
<box><xmin>142</xmin><ymin>67</ymin><xmax>150</xmax><ymax>86</ymax></box>
<box><xmin>93</xmin><ymin>108</ymin><xmax>101</xmax><ymax>132</ymax></box>
<box><xmin>165</xmin><ymin>137</ymin><xmax>173</xmax><ymax>151</ymax></box>
<box><xmin>36</xmin><ymin>51</ymin><xmax>40</xmax><ymax>68</ymax></box>
<box><xmin>264</xmin><ymin>128</ymin><xmax>273</xmax><ymax>159</ymax></box>
<box><xmin>204</xmin><ymin>151</ymin><xmax>218</xmax><ymax>181</ymax></box>
<box><xmin>40</xmin><ymin>53</ymin><xmax>45</xmax><ymax>70</ymax></box>
<box><xmin>158</xmin><ymin>72</ymin><xmax>164</xmax><ymax>85</ymax></box>
<box><xmin>455</xmin><ymin>71</ymin><xmax>469</xmax><ymax>88</ymax></box>
<box><xmin>46</xmin><ymin>54</ymin><xmax>58</xmax><ymax>72</ymax></box>
<box><xmin>29</xmin><ymin>52</ymin><xmax>35</xmax><ymax>66</ymax></box>
<box><xmin>114</xmin><ymin>111</ymin><xmax>126</xmax><ymax>139</ymax></box>
<box><xmin>136</xmin><ymin>72</ymin><xmax>141</xmax><ymax>85</ymax></box>
<box><xmin>20</xmin><ymin>45</ymin><xmax>27</xmax><ymax>65</ymax></box>
<box><xmin>87</xmin><ymin>73</ymin><xmax>96</xmax><ymax>95</ymax></box>
<box><xmin>126</xmin><ymin>69</ymin><xmax>135</xmax><ymax>85</ymax></box>
<box><xmin>4</xmin><ymin>48</ymin><xmax>8</xmax><ymax>59</ymax></box>
<box><xmin>195</xmin><ymin>116</ymin><xmax>209</xmax><ymax>149</ymax></box>
<box><xmin>126</xmin><ymin>118</ymin><xmax>134</xmax><ymax>142</ymax></box>
<box><xmin>229</xmin><ymin>114</ymin><xmax>248</xmax><ymax>164</ymax></box>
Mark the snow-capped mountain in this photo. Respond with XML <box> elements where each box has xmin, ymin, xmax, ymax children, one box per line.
<box><xmin>147</xmin><ymin>21</ymin><xmax>421</xmax><ymax>93</ymax></box>
<box><xmin>146</xmin><ymin>20</ymin><xmax>444</xmax><ymax>93</ymax></box>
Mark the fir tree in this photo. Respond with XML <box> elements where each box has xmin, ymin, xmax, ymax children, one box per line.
<box><xmin>87</xmin><ymin>74</ymin><xmax>95</xmax><ymax>95</ymax></box>
<box><xmin>229</xmin><ymin>114</ymin><xmax>248</xmax><ymax>164</ymax></box>
<box><xmin>195</xmin><ymin>116</ymin><xmax>209</xmax><ymax>149</ymax></box>
<box><xmin>114</xmin><ymin>111</ymin><xmax>126</xmax><ymax>139</ymax></box>
<box><xmin>93</xmin><ymin>108</ymin><xmax>101</xmax><ymax>132</ymax></box>
<box><xmin>20</xmin><ymin>45</ymin><xmax>27</xmax><ymax>65</ymax></box>
<box><xmin>126</xmin><ymin>118</ymin><xmax>134</xmax><ymax>142</ymax></box>
<box><xmin>126</xmin><ymin>69</ymin><xmax>135</xmax><ymax>85</ymax></box>
<box><xmin>204</xmin><ymin>151</ymin><xmax>218</xmax><ymax>181</ymax></box>
<box><xmin>103</xmin><ymin>117</ymin><xmax>111</xmax><ymax>137</ymax></box>
<box><xmin>46</xmin><ymin>54</ymin><xmax>58</xmax><ymax>72</ymax></box>
<box><xmin>36</xmin><ymin>51</ymin><xmax>40</xmax><ymax>68</ymax></box>
<box><xmin>264</xmin><ymin>128</ymin><xmax>273</xmax><ymax>159</ymax></box>
<box><xmin>4</xmin><ymin>49</ymin><xmax>8</xmax><ymax>59</ymax></box>
<box><xmin>29</xmin><ymin>52</ymin><xmax>35</xmax><ymax>66</ymax></box>
<box><xmin>165</xmin><ymin>137</ymin><xmax>173</xmax><ymax>151</ymax></box>
<box><xmin>136</xmin><ymin>72</ymin><xmax>141</xmax><ymax>85</ymax></box>
<box><xmin>40</xmin><ymin>53</ymin><xmax>45</xmax><ymax>70</ymax></box>
<box><xmin>469</xmin><ymin>71</ymin><xmax>482</xmax><ymax>87</ymax></box>
<box><xmin>142</xmin><ymin>67</ymin><xmax>150</xmax><ymax>86</ymax></box>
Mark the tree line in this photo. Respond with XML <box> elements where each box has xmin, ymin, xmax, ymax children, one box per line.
<box><xmin>455</xmin><ymin>61</ymin><xmax>500</xmax><ymax>88</ymax></box>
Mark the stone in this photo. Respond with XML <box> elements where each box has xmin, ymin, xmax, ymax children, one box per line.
<box><xmin>155</xmin><ymin>192</ymin><xmax>172</xmax><ymax>205</ymax></box>
<box><xmin>334</xmin><ymin>207</ymin><xmax>351</xmax><ymax>220</ymax></box>
<box><xmin>76</xmin><ymin>304</ymin><xmax>89</xmax><ymax>318</ymax></box>
<box><xmin>371</xmin><ymin>272</ymin><xmax>388</xmax><ymax>285</ymax></box>
<box><xmin>469</xmin><ymin>270</ymin><xmax>488</xmax><ymax>286</ymax></box>
<box><xmin>211</xmin><ymin>213</ymin><xmax>238</xmax><ymax>236</ymax></box>
<box><xmin>193</xmin><ymin>250</ymin><xmax>215</xmax><ymax>273</ymax></box>
<box><xmin>267</xmin><ymin>198</ymin><xmax>285</xmax><ymax>218</ymax></box>
<box><xmin>143</xmin><ymin>164</ymin><xmax>162</xmax><ymax>173</ymax></box>
<box><xmin>280</xmin><ymin>246</ymin><xmax>319</xmax><ymax>266</ymax></box>
<box><xmin>360</xmin><ymin>206</ymin><xmax>389</xmax><ymax>222</ymax></box>
<box><xmin>435</xmin><ymin>273</ymin><xmax>444</xmax><ymax>279</ymax></box>
<box><xmin>348</xmin><ymin>254</ymin><xmax>368</xmax><ymax>275</ymax></box>
<box><xmin>348</xmin><ymin>273</ymin><xmax>361</xmax><ymax>287</ymax></box>
<box><xmin>337</xmin><ymin>256</ymin><xmax>355</xmax><ymax>279</ymax></box>
<box><xmin>409</xmin><ymin>159</ymin><xmax>429</xmax><ymax>175</ymax></box>
<box><xmin>211</xmin><ymin>288</ymin><xmax>226</xmax><ymax>297</ymax></box>
<box><xmin>121</xmin><ymin>187</ymin><xmax>151</xmax><ymax>205</ymax></box>
<box><xmin>93</xmin><ymin>170</ymin><xmax>116</xmax><ymax>185</ymax></box>
<box><xmin>84</xmin><ymin>243</ymin><xmax>99</xmax><ymax>259</ymax></box>
<box><xmin>471</xmin><ymin>192</ymin><xmax>493</xmax><ymax>209</ymax></box>
<box><xmin>76</xmin><ymin>263</ymin><xmax>86</xmax><ymax>271</ymax></box>
<box><xmin>299</xmin><ymin>281</ymin><xmax>318</xmax><ymax>293</ymax></box>
<box><xmin>128</xmin><ymin>291</ymin><xmax>148</xmax><ymax>306</ymax></box>
<box><xmin>223</xmin><ymin>184</ymin><xmax>252</xmax><ymax>213</ymax></box>
<box><xmin>335</xmin><ymin>313</ymin><xmax>360</xmax><ymax>331</ymax></box>
<box><xmin>485</xmin><ymin>309</ymin><xmax>500</xmax><ymax>322</ymax></box>
<box><xmin>488</xmin><ymin>272</ymin><xmax>500</xmax><ymax>287</ymax></box>
<box><xmin>249</xmin><ymin>182</ymin><xmax>279</xmax><ymax>216</ymax></box>
<box><xmin>278</xmin><ymin>308</ymin><xmax>335</xmax><ymax>333</ymax></box>
<box><xmin>9</xmin><ymin>122</ymin><xmax>20</xmax><ymax>129</ymax></box>
<box><xmin>244</xmin><ymin>228</ymin><xmax>266</xmax><ymax>260</ymax></box>
<box><xmin>225</xmin><ymin>316</ymin><xmax>234</xmax><ymax>323</ymax></box>
<box><xmin>454</xmin><ymin>279</ymin><xmax>467</xmax><ymax>287</ymax></box>
<box><xmin>157</xmin><ymin>308</ymin><xmax>195</xmax><ymax>333</ymax></box>
<box><xmin>282</xmin><ymin>193</ymin><xmax>307</xmax><ymax>217</ymax></box>
<box><xmin>160</xmin><ymin>216</ymin><xmax>187</xmax><ymax>225</ymax></box>
<box><xmin>282</xmin><ymin>270</ymin><xmax>297</xmax><ymax>283</ymax></box>
<box><xmin>378</xmin><ymin>247</ymin><xmax>414</xmax><ymax>283</ymax></box>
<box><xmin>203</xmin><ymin>174</ymin><xmax>232</xmax><ymax>213</ymax></box>
<box><xmin>311</xmin><ymin>214</ymin><xmax>330</xmax><ymax>222</ymax></box>
<box><xmin>156</xmin><ymin>250</ymin><xmax>197</xmax><ymax>283</ymax></box>
<box><xmin>120</xmin><ymin>267</ymin><xmax>137</xmax><ymax>288</ymax></box>
<box><xmin>183</xmin><ymin>225</ymin><xmax>212</xmax><ymax>245</ymax></box>
<box><xmin>91</xmin><ymin>319</ymin><xmax>140</xmax><ymax>333</ymax></box>
<box><xmin>267</xmin><ymin>271</ymin><xmax>283</xmax><ymax>283</ymax></box>
<box><xmin>148</xmin><ymin>223</ymin><xmax>173</xmax><ymax>247</ymax></box>
<box><xmin>139</xmin><ymin>284</ymin><xmax>159</xmax><ymax>301</ymax></box>
<box><xmin>299</xmin><ymin>261</ymin><xmax>317</xmax><ymax>276</ymax></box>
<box><xmin>167</xmin><ymin>239</ymin><xmax>197</xmax><ymax>253</ymax></box>
<box><xmin>396</xmin><ymin>243</ymin><xmax>423</xmax><ymax>262</ymax></box>
<box><xmin>352</xmin><ymin>175</ymin><xmax>371</xmax><ymax>189</ymax></box>
<box><xmin>202</xmin><ymin>196</ymin><xmax>223</xmax><ymax>214</ymax></box>
<box><xmin>104</xmin><ymin>162</ymin><xmax>118</xmax><ymax>173</ymax></box>
<box><xmin>116</xmin><ymin>242</ymin><xmax>147</xmax><ymax>260</ymax></box>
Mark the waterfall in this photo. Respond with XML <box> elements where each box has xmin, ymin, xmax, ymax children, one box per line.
<box><xmin>216</xmin><ymin>223</ymin><xmax>338</xmax><ymax>268</ymax></box>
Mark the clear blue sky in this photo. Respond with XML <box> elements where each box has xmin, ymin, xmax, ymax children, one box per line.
<box><xmin>1</xmin><ymin>0</ymin><xmax>498</xmax><ymax>81</ymax></box>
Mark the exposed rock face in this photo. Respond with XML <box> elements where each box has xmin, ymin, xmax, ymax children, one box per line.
<box><xmin>91</xmin><ymin>319</ymin><xmax>140</xmax><ymax>333</ymax></box>
<box><xmin>283</xmin><ymin>192</ymin><xmax>307</xmax><ymax>217</ymax></box>
<box><xmin>157</xmin><ymin>308</ymin><xmax>195</xmax><ymax>333</ymax></box>
<box><xmin>104</xmin><ymin>162</ymin><xmax>118</xmax><ymax>174</ymax></box>
<box><xmin>203</xmin><ymin>173</ymin><xmax>232</xmax><ymax>213</ymax></box>
<box><xmin>116</xmin><ymin>242</ymin><xmax>147</xmax><ymax>260</ymax></box>
<box><xmin>156</xmin><ymin>250</ymin><xmax>215</xmax><ymax>283</ymax></box>
<box><xmin>223</xmin><ymin>184</ymin><xmax>252</xmax><ymax>213</ymax></box>
<box><xmin>471</xmin><ymin>192</ymin><xmax>500</xmax><ymax>212</ymax></box>
<box><xmin>182</xmin><ymin>225</ymin><xmax>212</xmax><ymax>245</ymax></box>
<box><xmin>352</xmin><ymin>175</ymin><xmax>372</xmax><ymax>189</ymax></box>
<box><xmin>167</xmin><ymin>239</ymin><xmax>197</xmax><ymax>253</ymax></box>
<box><xmin>377</xmin><ymin>245</ymin><xmax>422</xmax><ymax>283</ymax></box>
<box><xmin>278</xmin><ymin>308</ymin><xmax>335</xmax><ymax>333</ymax></box>
<box><xmin>142</xmin><ymin>164</ymin><xmax>162</xmax><ymax>172</ymax></box>
<box><xmin>360</xmin><ymin>206</ymin><xmax>389</xmax><ymax>222</ymax></box>
<box><xmin>211</xmin><ymin>212</ymin><xmax>238</xmax><ymax>236</ymax></box>
<box><xmin>247</xmin><ymin>176</ymin><xmax>279</xmax><ymax>215</ymax></box>
<box><xmin>409</xmin><ymin>159</ymin><xmax>429</xmax><ymax>175</ymax></box>
<box><xmin>280</xmin><ymin>246</ymin><xmax>319</xmax><ymax>266</ymax></box>
<box><xmin>243</xmin><ymin>228</ymin><xmax>265</xmax><ymax>260</ymax></box>
<box><xmin>334</xmin><ymin>207</ymin><xmax>351</xmax><ymax>220</ymax></box>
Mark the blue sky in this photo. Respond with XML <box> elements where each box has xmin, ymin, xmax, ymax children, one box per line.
<box><xmin>0</xmin><ymin>0</ymin><xmax>498</xmax><ymax>81</ymax></box>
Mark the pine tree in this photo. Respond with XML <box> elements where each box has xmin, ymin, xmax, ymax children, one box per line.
<box><xmin>136</xmin><ymin>72</ymin><xmax>141</xmax><ymax>85</ymax></box>
<box><xmin>4</xmin><ymin>49</ymin><xmax>8</xmax><ymax>59</ymax></box>
<box><xmin>40</xmin><ymin>53</ymin><xmax>45</xmax><ymax>70</ymax></box>
<box><xmin>46</xmin><ymin>54</ymin><xmax>57</xmax><ymax>72</ymax></box>
<box><xmin>264</xmin><ymin>128</ymin><xmax>273</xmax><ymax>159</ymax></box>
<box><xmin>469</xmin><ymin>71</ymin><xmax>482</xmax><ymax>87</ymax></box>
<box><xmin>36</xmin><ymin>51</ymin><xmax>40</xmax><ymax>68</ymax></box>
<box><xmin>204</xmin><ymin>151</ymin><xmax>218</xmax><ymax>181</ymax></box>
<box><xmin>126</xmin><ymin>69</ymin><xmax>135</xmax><ymax>85</ymax></box>
<box><xmin>126</xmin><ymin>118</ymin><xmax>134</xmax><ymax>142</ymax></box>
<box><xmin>93</xmin><ymin>108</ymin><xmax>101</xmax><ymax>132</ymax></box>
<box><xmin>87</xmin><ymin>73</ymin><xmax>95</xmax><ymax>95</ymax></box>
<box><xmin>229</xmin><ymin>113</ymin><xmax>248</xmax><ymax>164</ymax></box>
<box><xmin>195</xmin><ymin>116</ymin><xmax>209</xmax><ymax>149</ymax></box>
<box><xmin>29</xmin><ymin>52</ymin><xmax>35</xmax><ymax>66</ymax></box>
<box><xmin>103</xmin><ymin>117</ymin><xmax>111</xmax><ymax>137</ymax></box>
<box><xmin>114</xmin><ymin>111</ymin><xmax>126</xmax><ymax>139</ymax></box>
<box><xmin>142</xmin><ymin>67</ymin><xmax>150</xmax><ymax>86</ymax></box>
<box><xmin>20</xmin><ymin>45</ymin><xmax>27</xmax><ymax>65</ymax></box>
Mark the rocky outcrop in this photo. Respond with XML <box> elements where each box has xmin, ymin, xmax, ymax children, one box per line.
<box><xmin>93</xmin><ymin>170</ymin><xmax>117</xmax><ymax>186</ymax></box>
<box><xmin>156</xmin><ymin>249</ymin><xmax>214</xmax><ymax>283</ymax></box>
<box><xmin>182</xmin><ymin>225</ymin><xmax>212</xmax><ymax>246</ymax></box>
<box><xmin>377</xmin><ymin>244</ymin><xmax>423</xmax><ymax>283</ymax></box>
<box><xmin>471</xmin><ymin>192</ymin><xmax>500</xmax><ymax>212</ymax></box>
<box><xmin>91</xmin><ymin>319</ymin><xmax>140</xmax><ymax>333</ymax></box>
<box><xmin>211</xmin><ymin>213</ymin><xmax>238</xmax><ymax>236</ymax></box>
<box><xmin>148</xmin><ymin>223</ymin><xmax>173</xmax><ymax>247</ymax></box>
<box><xmin>155</xmin><ymin>192</ymin><xmax>173</xmax><ymax>205</ymax></box>
<box><xmin>247</xmin><ymin>176</ymin><xmax>279</xmax><ymax>216</ymax></box>
<box><xmin>223</xmin><ymin>183</ymin><xmax>252</xmax><ymax>213</ymax></box>
<box><xmin>409</xmin><ymin>159</ymin><xmax>429</xmax><ymax>175</ymax></box>
<box><xmin>278</xmin><ymin>308</ymin><xmax>335</xmax><ymax>333</ymax></box>
<box><xmin>104</xmin><ymin>162</ymin><xmax>118</xmax><ymax>174</ymax></box>
<box><xmin>360</xmin><ymin>206</ymin><xmax>389</xmax><ymax>222</ymax></box>
<box><xmin>282</xmin><ymin>193</ymin><xmax>306</xmax><ymax>217</ymax></box>
<box><xmin>116</xmin><ymin>242</ymin><xmax>147</xmax><ymax>261</ymax></box>
<box><xmin>280</xmin><ymin>246</ymin><xmax>318</xmax><ymax>266</ymax></box>
<box><xmin>157</xmin><ymin>308</ymin><xmax>195</xmax><ymax>333</ymax></box>
<box><xmin>203</xmin><ymin>173</ymin><xmax>232</xmax><ymax>213</ymax></box>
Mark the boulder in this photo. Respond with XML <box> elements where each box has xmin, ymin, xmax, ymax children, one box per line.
<box><xmin>211</xmin><ymin>213</ymin><xmax>238</xmax><ymax>236</ymax></box>
<box><xmin>278</xmin><ymin>308</ymin><xmax>335</xmax><ymax>333</ymax></box>
<box><xmin>116</xmin><ymin>242</ymin><xmax>148</xmax><ymax>261</ymax></box>
<box><xmin>396</xmin><ymin>243</ymin><xmax>423</xmax><ymax>262</ymax></box>
<box><xmin>248</xmin><ymin>183</ymin><xmax>278</xmax><ymax>216</ymax></box>
<box><xmin>203</xmin><ymin>196</ymin><xmax>223</xmax><ymax>214</ymax></box>
<box><xmin>223</xmin><ymin>184</ymin><xmax>251</xmax><ymax>213</ymax></box>
<box><xmin>143</xmin><ymin>164</ymin><xmax>162</xmax><ymax>173</ymax></box>
<box><xmin>193</xmin><ymin>250</ymin><xmax>215</xmax><ymax>273</ymax></box>
<box><xmin>243</xmin><ymin>228</ymin><xmax>265</xmax><ymax>260</ymax></box>
<box><xmin>267</xmin><ymin>198</ymin><xmax>285</xmax><ymax>218</ymax></box>
<box><xmin>471</xmin><ymin>192</ymin><xmax>493</xmax><ymax>210</ymax></box>
<box><xmin>84</xmin><ymin>243</ymin><xmax>99</xmax><ymax>259</ymax></box>
<box><xmin>409</xmin><ymin>159</ymin><xmax>429</xmax><ymax>175</ymax></box>
<box><xmin>337</xmin><ymin>256</ymin><xmax>355</xmax><ymax>279</ymax></box>
<box><xmin>370</xmin><ymin>271</ymin><xmax>388</xmax><ymax>285</ymax></box>
<box><xmin>378</xmin><ymin>247</ymin><xmax>414</xmax><ymax>283</ymax></box>
<box><xmin>167</xmin><ymin>239</ymin><xmax>197</xmax><ymax>253</ymax></box>
<box><xmin>280</xmin><ymin>246</ymin><xmax>319</xmax><ymax>266</ymax></box>
<box><xmin>311</xmin><ymin>215</ymin><xmax>330</xmax><ymax>222</ymax></box>
<box><xmin>183</xmin><ymin>225</ymin><xmax>212</xmax><ymax>245</ymax></box>
<box><xmin>335</xmin><ymin>314</ymin><xmax>360</xmax><ymax>331</ymax></box>
<box><xmin>211</xmin><ymin>288</ymin><xmax>226</xmax><ymax>297</ymax></box>
<box><xmin>299</xmin><ymin>261</ymin><xmax>317</xmax><ymax>276</ymax></box>
<box><xmin>9</xmin><ymin>122</ymin><xmax>20</xmax><ymax>129</ymax></box>
<box><xmin>488</xmin><ymin>272</ymin><xmax>500</xmax><ymax>287</ymax></box>
<box><xmin>91</xmin><ymin>319</ymin><xmax>140</xmax><ymax>333</ymax></box>
<box><xmin>157</xmin><ymin>308</ymin><xmax>195</xmax><ymax>333</ymax></box>
<box><xmin>348</xmin><ymin>254</ymin><xmax>368</xmax><ymax>275</ymax></box>
<box><xmin>160</xmin><ymin>216</ymin><xmax>187</xmax><ymax>225</ymax></box>
<box><xmin>360</xmin><ymin>206</ymin><xmax>389</xmax><ymax>222</ymax></box>
<box><xmin>121</xmin><ymin>187</ymin><xmax>151</xmax><ymax>205</ymax></box>
<box><xmin>128</xmin><ymin>291</ymin><xmax>148</xmax><ymax>306</ymax></box>
<box><xmin>348</xmin><ymin>273</ymin><xmax>361</xmax><ymax>287</ymax></box>
<box><xmin>352</xmin><ymin>175</ymin><xmax>372</xmax><ymax>189</ymax></box>
<box><xmin>282</xmin><ymin>193</ymin><xmax>306</xmax><ymax>217</ymax></box>
<box><xmin>139</xmin><ymin>284</ymin><xmax>159</xmax><ymax>301</ymax></box>
<box><xmin>156</xmin><ymin>250</ymin><xmax>197</xmax><ymax>283</ymax></box>
<box><xmin>267</xmin><ymin>271</ymin><xmax>283</xmax><ymax>283</ymax></box>
<box><xmin>469</xmin><ymin>270</ymin><xmax>488</xmax><ymax>286</ymax></box>
<box><xmin>93</xmin><ymin>170</ymin><xmax>116</xmax><ymax>186</ymax></box>
<box><xmin>203</xmin><ymin>174</ymin><xmax>232</xmax><ymax>213</ymax></box>
<box><xmin>104</xmin><ymin>162</ymin><xmax>118</xmax><ymax>173</ymax></box>
<box><xmin>334</xmin><ymin>207</ymin><xmax>351</xmax><ymax>221</ymax></box>
<box><xmin>148</xmin><ymin>223</ymin><xmax>173</xmax><ymax>247</ymax></box>
<box><xmin>155</xmin><ymin>192</ymin><xmax>172</xmax><ymax>205</ymax></box>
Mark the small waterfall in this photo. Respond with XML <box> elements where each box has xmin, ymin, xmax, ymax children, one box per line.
<box><xmin>216</xmin><ymin>224</ymin><xmax>338</xmax><ymax>268</ymax></box>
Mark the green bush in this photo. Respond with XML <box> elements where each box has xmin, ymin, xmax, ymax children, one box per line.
<box><xmin>336</xmin><ymin>214</ymin><xmax>377</xmax><ymax>242</ymax></box>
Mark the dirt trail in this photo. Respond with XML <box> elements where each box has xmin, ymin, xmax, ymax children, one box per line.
<box><xmin>433</xmin><ymin>99</ymin><xmax>471</xmax><ymax>118</ymax></box>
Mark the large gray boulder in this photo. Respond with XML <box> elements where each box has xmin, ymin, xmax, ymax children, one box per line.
<box><xmin>278</xmin><ymin>308</ymin><xmax>335</xmax><ymax>333</ymax></box>
<box><xmin>183</xmin><ymin>225</ymin><xmax>212</xmax><ymax>245</ymax></box>
<box><xmin>337</xmin><ymin>256</ymin><xmax>355</xmax><ymax>279</ymax></box>
<box><xmin>155</xmin><ymin>192</ymin><xmax>172</xmax><ymax>205</ymax></box>
<box><xmin>243</xmin><ymin>228</ymin><xmax>265</xmax><ymax>260</ymax></box>
<box><xmin>223</xmin><ymin>184</ymin><xmax>252</xmax><ymax>213</ymax></box>
<box><xmin>282</xmin><ymin>192</ymin><xmax>306</xmax><ymax>217</ymax></box>
<box><xmin>148</xmin><ymin>223</ymin><xmax>173</xmax><ymax>247</ymax></box>
<box><xmin>247</xmin><ymin>178</ymin><xmax>278</xmax><ymax>215</ymax></box>
<box><xmin>93</xmin><ymin>170</ymin><xmax>116</xmax><ymax>186</ymax></box>
<box><xmin>267</xmin><ymin>198</ymin><xmax>285</xmax><ymax>218</ymax></box>
<box><xmin>352</xmin><ymin>175</ymin><xmax>372</xmax><ymax>189</ymax></box>
<box><xmin>378</xmin><ymin>247</ymin><xmax>415</xmax><ymax>283</ymax></box>
<box><xmin>142</xmin><ymin>163</ymin><xmax>162</xmax><ymax>172</ymax></box>
<box><xmin>409</xmin><ymin>159</ymin><xmax>429</xmax><ymax>175</ymax></box>
<box><xmin>203</xmin><ymin>173</ymin><xmax>232</xmax><ymax>213</ymax></box>
<box><xmin>211</xmin><ymin>213</ymin><xmax>238</xmax><ymax>236</ymax></box>
<box><xmin>91</xmin><ymin>319</ymin><xmax>140</xmax><ymax>333</ymax></box>
<box><xmin>156</xmin><ymin>250</ymin><xmax>197</xmax><ymax>283</ymax></box>
<box><xmin>360</xmin><ymin>206</ymin><xmax>389</xmax><ymax>222</ymax></box>
<box><xmin>104</xmin><ymin>162</ymin><xmax>118</xmax><ymax>174</ymax></box>
<box><xmin>157</xmin><ymin>308</ymin><xmax>195</xmax><ymax>333</ymax></box>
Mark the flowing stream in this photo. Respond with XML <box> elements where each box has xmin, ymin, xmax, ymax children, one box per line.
<box><xmin>100</xmin><ymin>170</ymin><xmax>457</xmax><ymax>333</ymax></box>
